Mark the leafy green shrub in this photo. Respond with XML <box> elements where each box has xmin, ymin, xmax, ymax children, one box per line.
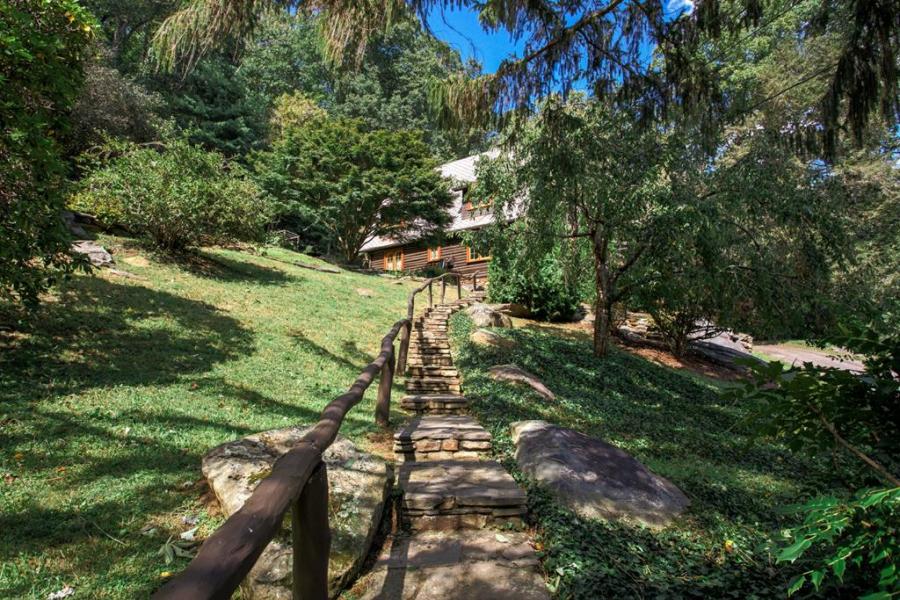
<box><xmin>71</xmin><ymin>139</ymin><xmax>272</xmax><ymax>251</ymax></box>
<box><xmin>1</xmin><ymin>0</ymin><xmax>94</xmax><ymax>306</ymax></box>
<box><xmin>778</xmin><ymin>487</ymin><xmax>898</xmax><ymax>598</ymax></box>
<box><xmin>737</xmin><ymin>321</ymin><xmax>900</xmax><ymax>597</ymax></box>
<box><xmin>486</xmin><ymin>224</ymin><xmax>583</xmax><ymax>321</ymax></box>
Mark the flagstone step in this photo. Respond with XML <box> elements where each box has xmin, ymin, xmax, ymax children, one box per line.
<box><xmin>398</xmin><ymin>460</ymin><xmax>527</xmax><ymax>531</ymax></box>
<box><xmin>394</xmin><ymin>415</ymin><xmax>491</xmax><ymax>462</ymax></box>
<box><xmin>400</xmin><ymin>394</ymin><xmax>469</xmax><ymax>415</ymax></box>
<box><xmin>406</xmin><ymin>359</ymin><xmax>454</xmax><ymax>368</ymax></box>
<box><xmin>352</xmin><ymin>530</ymin><xmax>549</xmax><ymax>600</ymax></box>
<box><xmin>406</xmin><ymin>366</ymin><xmax>459</xmax><ymax>377</ymax></box>
<box><xmin>406</xmin><ymin>385</ymin><xmax>462</xmax><ymax>395</ymax></box>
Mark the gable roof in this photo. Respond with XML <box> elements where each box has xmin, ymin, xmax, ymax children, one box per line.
<box><xmin>360</xmin><ymin>150</ymin><xmax>504</xmax><ymax>253</ymax></box>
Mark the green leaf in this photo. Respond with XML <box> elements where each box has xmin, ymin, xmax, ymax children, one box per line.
<box><xmin>859</xmin><ymin>489</ymin><xmax>892</xmax><ymax>508</ymax></box>
<box><xmin>786</xmin><ymin>574</ymin><xmax>806</xmax><ymax>596</ymax></box>
<box><xmin>859</xmin><ymin>593</ymin><xmax>891</xmax><ymax>600</ymax></box>
<box><xmin>778</xmin><ymin>538</ymin><xmax>812</xmax><ymax>563</ymax></box>
<box><xmin>832</xmin><ymin>557</ymin><xmax>846</xmax><ymax>581</ymax></box>
<box><xmin>810</xmin><ymin>569</ymin><xmax>825</xmax><ymax>590</ymax></box>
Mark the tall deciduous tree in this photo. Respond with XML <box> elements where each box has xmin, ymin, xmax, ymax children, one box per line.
<box><xmin>239</xmin><ymin>13</ymin><xmax>485</xmax><ymax>158</ymax></box>
<box><xmin>255</xmin><ymin>116</ymin><xmax>452</xmax><ymax>262</ymax></box>
<box><xmin>1</xmin><ymin>0</ymin><xmax>95</xmax><ymax>307</ymax></box>
<box><xmin>474</xmin><ymin>96</ymin><xmax>674</xmax><ymax>356</ymax></box>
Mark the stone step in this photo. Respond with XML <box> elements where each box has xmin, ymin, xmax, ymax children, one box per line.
<box><xmin>406</xmin><ymin>357</ymin><xmax>454</xmax><ymax>367</ymax></box>
<box><xmin>398</xmin><ymin>460</ymin><xmax>527</xmax><ymax>531</ymax></box>
<box><xmin>407</xmin><ymin>349</ymin><xmax>452</xmax><ymax>357</ymax></box>
<box><xmin>352</xmin><ymin>530</ymin><xmax>549</xmax><ymax>600</ymax></box>
<box><xmin>400</xmin><ymin>394</ymin><xmax>469</xmax><ymax>415</ymax></box>
<box><xmin>411</xmin><ymin>332</ymin><xmax>448</xmax><ymax>340</ymax></box>
<box><xmin>406</xmin><ymin>386</ymin><xmax>463</xmax><ymax>396</ymax></box>
<box><xmin>409</xmin><ymin>341</ymin><xmax>450</xmax><ymax>349</ymax></box>
<box><xmin>406</xmin><ymin>377</ymin><xmax>461</xmax><ymax>389</ymax></box>
<box><xmin>406</xmin><ymin>366</ymin><xmax>459</xmax><ymax>377</ymax></box>
<box><xmin>394</xmin><ymin>415</ymin><xmax>491</xmax><ymax>462</ymax></box>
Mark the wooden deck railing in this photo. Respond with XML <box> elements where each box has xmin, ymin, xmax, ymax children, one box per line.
<box><xmin>153</xmin><ymin>272</ymin><xmax>479</xmax><ymax>600</ymax></box>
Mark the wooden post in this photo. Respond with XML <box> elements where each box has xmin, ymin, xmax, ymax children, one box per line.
<box><xmin>292</xmin><ymin>462</ymin><xmax>330</xmax><ymax>600</ymax></box>
<box><xmin>375</xmin><ymin>345</ymin><xmax>394</xmax><ymax>427</ymax></box>
<box><xmin>472</xmin><ymin>273</ymin><xmax>477</xmax><ymax>292</ymax></box>
<box><xmin>456</xmin><ymin>276</ymin><xmax>462</xmax><ymax>300</ymax></box>
<box><xmin>396</xmin><ymin>321</ymin><xmax>410</xmax><ymax>375</ymax></box>
<box><xmin>441</xmin><ymin>278</ymin><xmax>446</xmax><ymax>304</ymax></box>
<box><xmin>428</xmin><ymin>282</ymin><xmax>433</xmax><ymax>308</ymax></box>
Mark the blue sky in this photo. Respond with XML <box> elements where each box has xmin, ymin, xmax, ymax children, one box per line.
<box><xmin>425</xmin><ymin>3</ymin><xmax>694</xmax><ymax>75</ymax></box>
<box><xmin>425</xmin><ymin>7</ymin><xmax>524</xmax><ymax>74</ymax></box>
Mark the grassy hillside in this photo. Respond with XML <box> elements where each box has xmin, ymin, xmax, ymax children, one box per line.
<box><xmin>449</xmin><ymin>313</ymin><xmax>861</xmax><ymax>599</ymax></box>
<box><xmin>0</xmin><ymin>238</ymin><xmax>417</xmax><ymax>598</ymax></box>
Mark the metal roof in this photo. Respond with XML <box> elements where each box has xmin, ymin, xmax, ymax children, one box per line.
<box><xmin>360</xmin><ymin>150</ymin><xmax>505</xmax><ymax>253</ymax></box>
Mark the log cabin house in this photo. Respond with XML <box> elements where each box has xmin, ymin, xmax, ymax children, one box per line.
<box><xmin>361</xmin><ymin>151</ymin><xmax>513</xmax><ymax>279</ymax></box>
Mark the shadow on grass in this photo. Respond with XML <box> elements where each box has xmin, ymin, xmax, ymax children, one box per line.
<box><xmin>287</xmin><ymin>329</ymin><xmax>366</xmax><ymax>372</ymax></box>
<box><xmin>0</xmin><ymin>276</ymin><xmax>255</xmax><ymax>397</ymax></box>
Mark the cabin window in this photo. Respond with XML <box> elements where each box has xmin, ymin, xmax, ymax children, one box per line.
<box><xmin>465</xmin><ymin>246</ymin><xmax>491</xmax><ymax>263</ymax></box>
<box><xmin>384</xmin><ymin>249</ymin><xmax>404</xmax><ymax>271</ymax></box>
<box><xmin>427</xmin><ymin>247</ymin><xmax>442</xmax><ymax>261</ymax></box>
<box><xmin>463</xmin><ymin>188</ymin><xmax>493</xmax><ymax>215</ymax></box>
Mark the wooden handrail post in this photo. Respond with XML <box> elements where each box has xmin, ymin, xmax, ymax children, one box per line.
<box><xmin>428</xmin><ymin>282</ymin><xmax>433</xmax><ymax>308</ymax></box>
<box><xmin>375</xmin><ymin>345</ymin><xmax>395</xmax><ymax>427</ymax></box>
<box><xmin>472</xmin><ymin>273</ymin><xmax>477</xmax><ymax>292</ymax></box>
<box><xmin>396</xmin><ymin>320</ymin><xmax>410</xmax><ymax>375</ymax></box>
<box><xmin>441</xmin><ymin>278</ymin><xmax>446</xmax><ymax>304</ymax></box>
<box><xmin>292</xmin><ymin>461</ymin><xmax>330</xmax><ymax>600</ymax></box>
<box><xmin>456</xmin><ymin>276</ymin><xmax>462</xmax><ymax>300</ymax></box>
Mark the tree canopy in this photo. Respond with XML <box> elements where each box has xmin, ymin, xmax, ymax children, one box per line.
<box><xmin>255</xmin><ymin>115</ymin><xmax>453</xmax><ymax>262</ymax></box>
<box><xmin>154</xmin><ymin>0</ymin><xmax>899</xmax><ymax>159</ymax></box>
<box><xmin>1</xmin><ymin>0</ymin><xmax>95</xmax><ymax>306</ymax></box>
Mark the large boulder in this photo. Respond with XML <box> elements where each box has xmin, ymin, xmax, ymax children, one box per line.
<box><xmin>466</xmin><ymin>303</ymin><xmax>513</xmax><ymax>328</ymax></box>
<box><xmin>202</xmin><ymin>427</ymin><xmax>392</xmax><ymax>599</ymax></box>
<box><xmin>510</xmin><ymin>421</ymin><xmax>688</xmax><ymax>528</ymax></box>
<box><xmin>487</xmin><ymin>303</ymin><xmax>532</xmax><ymax>319</ymax></box>
<box><xmin>470</xmin><ymin>329</ymin><xmax>516</xmax><ymax>350</ymax></box>
<box><xmin>488</xmin><ymin>364</ymin><xmax>555</xmax><ymax>400</ymax></box>
<box><xmin>71</xmin><ymin>240</ymin><xmax>114</xmax><ymax>267</ymax></box>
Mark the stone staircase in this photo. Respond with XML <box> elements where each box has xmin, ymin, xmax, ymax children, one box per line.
<box><xmin>354</xmin><ymin>293</ymin><xmax>548</xmax><ymax>599</ymax></box>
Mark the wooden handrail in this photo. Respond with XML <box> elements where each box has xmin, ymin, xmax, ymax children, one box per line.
<box><xmin>155</xmin><ymin>272</ymin><xmax>476</xmax><ymax>600</ymax></box>
<box><xmin>154</xmin><ymin>319</ymin><xmax>408</xmax><ymax>600</ymax></box>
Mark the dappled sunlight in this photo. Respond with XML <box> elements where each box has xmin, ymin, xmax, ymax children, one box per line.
<box><xmin>0</xmin><ymin>243</ymin><xmax>422</xmax><ymax>597</ymax></box>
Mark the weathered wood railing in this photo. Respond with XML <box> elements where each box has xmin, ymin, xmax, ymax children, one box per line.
<box><xmin>153</xmin><ymin>272</ymin><xmax>479</xmax><ymax>600</ymax></box>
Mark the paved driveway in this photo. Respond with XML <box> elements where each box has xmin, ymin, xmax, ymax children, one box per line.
<box><xmin>753</xmin><ymin>344</ymin><xmax>865</xmax><ymax>372</ymax></box>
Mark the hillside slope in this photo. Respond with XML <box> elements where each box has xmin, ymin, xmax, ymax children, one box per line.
<box><xmin>0</xmin><ymin>238</ymin><xmax>416</xmax><ymax>598</ymax></box>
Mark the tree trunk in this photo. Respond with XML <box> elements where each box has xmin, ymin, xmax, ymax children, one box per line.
<box><xmin>592</xmin><ymin>232</ymin><xmax>613</xmax><ymax>357</ymax></box>
<box><xmin>593</xmin><ymin>297</ymin><xmax>613</xmax><ymax>356</ymax></box>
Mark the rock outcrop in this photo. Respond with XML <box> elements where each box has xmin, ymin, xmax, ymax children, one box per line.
<box><xmin>71</xmin><ymin>240</ymin><xmax>114</xmax><ymax>267</ymax></box>
<box><xmin>202</xmin><ymin>426</ymin><xmax>392</xmax><ymax>599</ymax></box>
<box><xmin>511</xmin><ymin>420</ymin><xmax>688</xmax><ymax>528</ymax></box>
<box><xmin>465</xmin><ymin>303</ymin><xmax>513</xmax><ymax>328</ymax></box>
<box><xmin>469</xmin><ymin>329</ymin><xmax>516</xmax><ymax>350</ymax></box>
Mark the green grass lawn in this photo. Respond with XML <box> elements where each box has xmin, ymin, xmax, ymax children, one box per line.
<box><xmin>449</xmin><ymin>314</ymin><xmax>863</xmax><ymax>599</ymax></box>
<box><xmin>0</xmin><ymin>238</ymin><xmax>417</xmax><ymax>598</ymax></box>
